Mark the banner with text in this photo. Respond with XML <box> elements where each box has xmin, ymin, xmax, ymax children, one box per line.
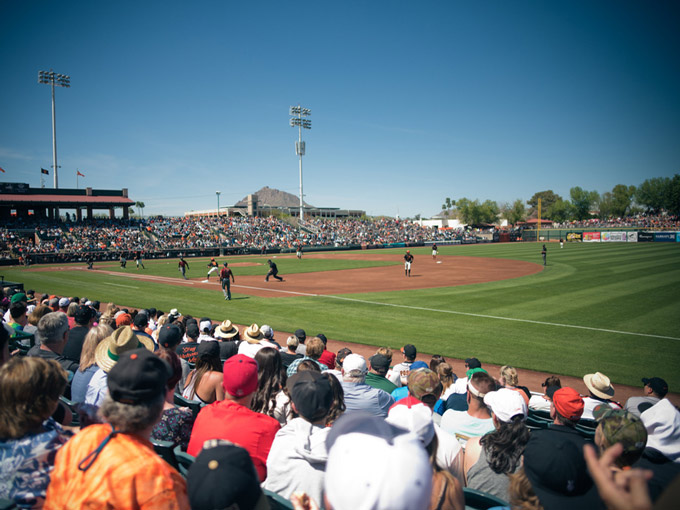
<box><xmin>566</xmin><ymin>232</ymin><xmax>583</xmax><ymax>242</ymax></box>
<box><xmin>583</xmin><ymin>232</ymin><xmax>601</xmax><ymax>242</ymax></box>
<box><xmin>654</xmin><ymin>232</ymin><xmax>677</xmax><ymax>242</ymax></box>
<box><xmin>638</xmin><ymin>232</ymin><xmax>654</xmax><ymax>242</ymax></box>
<box><xmin>601</xmin><ymin>232</ymin><xmax>627</xmax><ymax>242</ymax></box>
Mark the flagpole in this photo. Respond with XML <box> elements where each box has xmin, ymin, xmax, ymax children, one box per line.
<box><xmin>76</xmin><ymin>169</ymin><xmax>79</xmax><ymax>189</ymax></box>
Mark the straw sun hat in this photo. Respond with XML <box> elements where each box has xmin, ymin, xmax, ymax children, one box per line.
<box><xmin>95</xmin><ymin>326</ymin><xmax>155</xmax><ymax>373</ymax></box>
<box><xmin>214</xmin><ymin>320</ymin><xmax>239</xmax><ymax>340</ymax></box>
<box><xmin>583</xmin><ymin>372</ymin><xmax>615</xmax><ymax>400</ymax></box>
<box><xmin>243</xmin><ymin>324</ymin><xmax>265</xmax><ymax>344</ymax></box>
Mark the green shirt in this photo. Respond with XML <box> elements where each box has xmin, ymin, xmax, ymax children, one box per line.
<box><xmin>365</xmin><ymin>371</ymin><xmax>398</xmax><ymax>394</ymax></box>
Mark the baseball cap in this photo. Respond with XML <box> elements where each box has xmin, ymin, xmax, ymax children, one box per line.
<box><xmin>483</xmin><ymin>388</ymin><xmax>528</xmax><ymax>423</ymax></box>
<box><xmin>552</xmin><ymin>387</ymin><xmax>584</xmax><ymax>421</ymax></box>
<box><xmin>188</xmin><ymin>440</ymin><xmax>268</xmax><ymax>510</ymax></box>
<box><xmin>58</xmin><ymin>297</ymin><xmax>70</xmax><ymax>308</ymax></box>
<box><xmin>642</xmin><ymin>377</ymin><xmax>669</xmax><ymax>398</ymax></box>
<box><xmin>369</xmin><ymin>354</ymin><xmax>390</xmax><ymax>371</ymax></box>
<box><xmin>386</xmin><ymin>400</ymin><xmax>435</xmax><ymax>446</ymax></box>
<box><xmin>199</xmin><ymin>319</ymin><xmax>212</xmax><ymax>333</ymax></box>
<box><xmin>158</xmin><ymin>324</ymin><xmax>182</xmax><ymax>349</ymax></box>
<box><xmin>222</xmin><ymin>354</ymin><xmax>258</xmax><ymax>397</ymax></box>
<box><xmin>198</xmin><ymin>340</ymin><xmax>220</xmax><ymax>360</ymax></box>
<box><xmin>401</xmin><ymin>344</ymin><xmax>417</xmax><ymax>359</ymax></box>
<box><xmin>325</xmin><ymin>412</ymin><xmax>432</xmax><ymax>510</ymax></box>
<box><xmin>407</xmin><ymin>368</ymin><xmax>442</xmax><ymax>401</ymax></box>
<box><xmin>115</xmin><ymin>313</ymin><xmax>133</xmax><ymax>327</ymax></box>
<box><xmin>593</xmin><ymin>407</ymin><xmax>647</xmax><ymax>460</ymax></box>
<box><xmin>133</xmin><ymin>312</ymin><xmax>149</xmax><ymax>328</ymax></box>
<box><xmin>260</xmin><ymin>325</ymin><xmax>274</xmax><ymax>340</ymax></box>
<box><xmin>74</xmin><ymin>305</ymin><xmax>95</xmax><ymax>325</ymax></box>
<box><xmin>286</xmin><ymin>370</ymin><xmax>333</xmax><ymax>422</ymax></box>
<box><xmin>186</xmin><ymin>322</ymin><xmax>200</xmax><ymax>339</ymax></box>
<box><xmin>10</xmin><ymin>293</ymin><xmax>27</xmax><ymax>304</ymax></box>
<box><xmin>107</xmin><ymin>349</ymin><xmax>171</xmax><ymax>405</ymax></box>
<box><xmin>523</xmin><ymin>434</ymin><xmax>599</xmax><ymax>510</ymax></box>
<box><xmin>465</xmin><ymin>357</ymin><xmax>481</xmax><ymax>369</ymax></box>
<box><xmin>294</xmin><ymin>328</ymin><xmax>306</xmax><ymax>342</ymax></box>
<box><xmin>342</xmin><ymin>353</ymin><xmax>367</xmax><ymax>374</ymax></box>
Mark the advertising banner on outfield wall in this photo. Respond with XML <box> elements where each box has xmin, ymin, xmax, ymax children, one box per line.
<box><xmin>654</xmin><ymin>232</ymin><xmax>677</xmax><ymax>242</ymax></box>
<box><xmin>627</xmin><ymin>232</ymin><xmax>638</xmax><ymax>242</ymax></box>
<box><xmin>638</xmin><ymin>232</ymin><xmax>654</xmax><ymax>242</ymax></box>
<box><xmin>583</xmin><ymin>232</ymin><xmax>601</xmax><ymax>242</ymax></box>
<box><xmin>601</xmin><ymin>232</ymin><xmax>627</xmax><ymax>242</ymax></box>
<box><xmin>567</xmin><ymin>232</ymin><xmax>583</xmax><ymax>242</ymax></box>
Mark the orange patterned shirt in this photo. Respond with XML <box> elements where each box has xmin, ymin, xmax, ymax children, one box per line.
<box><xmin>44</xmin><ymin>424</ymin><xmax>189</xmax><ymax>510</ymax></box>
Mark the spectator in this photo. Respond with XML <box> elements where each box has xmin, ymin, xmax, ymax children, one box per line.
<box><xmin>238</xmin><ymin>324</ymin><xmax>277</xmax><ymax>358</ymax></box>
<box><xmin>386</xmin><ymin>401</ymin><xmax>464</xmax><ymax>510</ymax></box>
<box><xmin>131</xmin><ymin>312</ymin><xmax>156</xmax><ymax>349</ymax></box>
<box><xmin>23</xmin><ymin>305</ymin><xmax>52</xmax><ymax>342</ymax></box>
<box><xmin>212</xmin><ymin>319</ymin><xmax>239</xmax><ymax>360</ymax></box>
<box><xmin>151</xmin><ymin>349</ymin><xmax>194</xmax><ymax>451</ymax></box>
<box><xmin>181</xmin><ymin>341</ymin><xmax>224</xmax><ymax>404</ymax></box>
<box><xmin>464</xmin><ymin>388</ymin><xmax>529</xmax><ymax>501</ymax></box>
<box><xmin>387</xmin><ymin>343</ymin><xmax>417</xmax><ymax>387</ymax></box>
<box><xmin>260</xmin><ymin>324</ymin><xmax>280</xmax><ymax>349</ymax></box>
<box><xmin>84</xmin><ymin>326</ymin><xmax>155</xmax><ymax>407</ymax></box>
<box><xmin>392</xmin><ymin>360</ymin><xmax>428</xmax><ymax>402</ymax></box>
<box><xmin>0</xmin><ymin>357</ymin><xmax>72</xmax><ymax>508</ymax></box>
<box><xmin>436</xmin><ymin>362</ymin><xmax>457</xmax><ymax>409</ymax></box>
<box><xmin>593</xmin><ymin>407</ymin><xmax>647</xmax><ymax>469</ymax></box>
<box><xmin>326</xmin><ymin>347</ymin><xmax>352</xmax><ymax>380</ymax></box>
<box><xmin>7</xmin><ymin>301</ymin><xmax>28</xmax><ymax>334</ymax></box>
<box><xmin>65</xmin><ymin>302</ymin><xmax>78</xmax><ymax>329</ymax></box>
<box><xmin>322</xmin><ymin>372</ymin><xmax>346</xmax><ymax>426</ymax></box>
<box><xmin>27</xmin><ymin>312</ymin><xmax>79</xmax><ymax>373</ymax></box>
<box><xmin>498</xmin><ymin>365</ymin><xmax>530</xmax><ymax>405</ymax></box>
<box><xmin>324</xmin><ymin>412</ymin><xmax>433</xmax><ymax>510</ymax></box>
<box><xmin>197</xmin><ymin>318</ymin><xmax>214</xmax><ymax>343</ymax></box>
<box><xmin>440</xmin><ymin>371</ymin><xmax>496</xmax><ymax>447</ymax></box>
<box><xmin>176</xmin><ymin>322</ymin><xmax>199</xmax><ymax>364</ymax></box>
<box><xmin>70</xmin><ymin>324</ymin><xmax>114</xmax><ymax>403</ymax></box>
<box><xmin>263</xmin><ymin>370</ymin><xmax>333</xmax><ymax>504</ymax></box>
<box><xmin>250</xmin><ymin>347</ymin><xmax>292</xmax><ymax>426</ymax></box>
<box><xmin>625</xmin><ymin>377</ymin><xmax>669</xmax><ymax>418</ymax></box>
<box><xmin>450</xmin><ymin>357</ymin><xmax>482</xmax><ymax>395</ymax></box>
<box><xmin>532</xmin><ymin>387</ymin><xmax>588</xmax><ymax>451</ymax></box>
<box><xmin>294</xmin><ymin>328</ymin><xmax>307</xmax><ymax>355</ymax></box>
<box><xmin>187</xmin><ymin>441</ymin><xmax>268</xmax><ymax>510</ymax></box>
<box><xmin>316</xmin><ymin>333</ymin><xmax>336</xmax><ymax>369</ymax></box>
<box><xmin>430</xmin><ymin>354</ymin><xmax>446</xmax><ymax>372</ymax></box>
<box><xmin>62</xmin><ymin>304</ymin><xmax>96</xmax><ymax>363</ymax></box>
<box><xmin>44</xmin><ymin>349</ymin><xmax>189</xmax><ymax>509</ymax></box>
<box><xmin>582</xmin><ymin>371</ymin><xmax>621</xmax><ymax>420</ymax></box>
<box><xmin>340</xmin><ymin>354</ymin><xmax>394</xmax><ymax>417</ymax></box>
<box><xmin>365</xmin><ymin>353</ymin><xmax>397</xmax><ymax>394</ymax></box>
<box><xmin>529</xmin><ymin>375</ymin><xmax>561</xmax><ymax>412</ymax></box>
<box><xmin>286</xmin><ymin>336</ymin><xmax>329</xmax><ymax>376</ymax></box>
<box><xmin>640</xmin><ymin>398</ymin><xmax>680</xmax><ymax>463</ymax></box>
<box><xmin>280</xmin><ymin>335</ymin><xmax>303</xmax><ymax>369</ymax></box>
<box><xmin>187</xmin><ymin>354</ymin><xmax>280</xmax><ymax>481</ymax></box>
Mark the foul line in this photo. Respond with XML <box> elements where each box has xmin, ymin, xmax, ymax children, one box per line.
<box><xmin>103</xmin><ymin>282</ymin><xmax>139</xmax><ymax>289</ymax></box>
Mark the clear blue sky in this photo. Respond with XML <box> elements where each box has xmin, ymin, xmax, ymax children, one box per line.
<box><xmin>1</xmin><ymin>1</ymin><xmax>678</xmax><ymax>218</ymax></box>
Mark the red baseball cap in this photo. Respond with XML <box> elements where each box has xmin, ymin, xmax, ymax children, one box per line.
<box><xmin>222</xmin><ymin>354</ymin><xmax>258</xmax><ymax>397</ymax></box>
<box><xmin>552</xmin><ymin>387</ymin><xmax>584</xmax><ymax>421</ymax></box>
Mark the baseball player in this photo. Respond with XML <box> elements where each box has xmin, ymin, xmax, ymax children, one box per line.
<box><xmin>206</xmin><ymin>257</ymin><xmax>219</xmax><ymax>281</ymax></box>
<box><xmin>404</xmin><ymin>250</ymin><xmax>414</xmax><ymax>277</ymax></box>
<box><xmin>541</xmin><ymin>244</ymin><xmax>547</xmax><ymax>266</ymax></box>
<box><xmin>296</xmin><ymin>243</ymin><xmax>303</xmax><ymax>259</ymax></box>
<box><xmin>220</xmin><ymin>262</ymin><xmax>235</xmax><ymax>300</ymax></box>
<box><xmin>135</xmin><ymin>251</ymin><xmax>145</xmax><ymax>269</ymax></box>
<box><xmin>432</xmin><ymin>243</ymin><xmax>438</xmax><ymax>260</ymax></box>
<box><xmin>265</xmin><ymin>259</ymin><xmax>284</xmax><ymax>282</ymax></box>
<box><xmin>178</xmin><ymin>257</ymin><xmax>190</xmax><ymax>279</ymax></box>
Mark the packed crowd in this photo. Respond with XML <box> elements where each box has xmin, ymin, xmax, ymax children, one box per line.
<box><xmin>1</xmin><ymin>287</ymin><xmax>678</xmax><ymax>510</ymax></box>
<box><xmin>552</xmin><ymin>213</ymin><xmax>680</xmax><ymax>230</ymax></box>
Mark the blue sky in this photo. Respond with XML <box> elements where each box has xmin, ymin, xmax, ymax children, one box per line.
<box><xmin>1</xmin><ymin>1</ymin><xmax>678</xmax><ymax>218</ymax></box>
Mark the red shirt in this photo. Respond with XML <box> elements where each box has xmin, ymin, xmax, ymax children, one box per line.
<box><xmin>318</xmin><ymin>350</ymin><xmax>336</xmax><ymax>370</ymax></box>
<box><xmin>187</xmin><ymin>399</ymin><xmax>280</xmax><ymax>481</ymax></box>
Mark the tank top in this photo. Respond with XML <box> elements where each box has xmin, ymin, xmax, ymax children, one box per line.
<box><xmin>466</xmin><ymin>447</ymin><xmax>513</xmax><ymax>502</ymax></box>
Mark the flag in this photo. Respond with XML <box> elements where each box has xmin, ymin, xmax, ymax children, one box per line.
<box><xmin>0</xmin><ymin>166</ymin><xmax>5</xmax><ymax>173</ymax></box>
<box><xmin>77</xmin><ymin>171</ymin><xmax>85</xmax><ymax>177</ymax></box>
<box><xmin>41</xmin><ymin>168</ymin><xmax>49</xmax><ymax>175</ymax></box>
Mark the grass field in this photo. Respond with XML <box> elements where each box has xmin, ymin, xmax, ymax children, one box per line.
<box><xmin>3</xmin><ymin>242</ymin><xmax>679</xmax><ymax>389</ymax></box>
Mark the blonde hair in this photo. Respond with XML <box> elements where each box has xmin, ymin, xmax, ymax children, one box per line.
<box><xmin>79</xmin><ymin>323</ymin><xmax>114</xmax><ymax>372</ymax></box>
<box><xmin>508</xmin><ymin>467</ymin><xmax>544</xmax><ymax>510</ymax></box>
<box><xmin>306</xmin><ymin>337</ymin><xmax>325</xmax><ymax>359</ymax></box>
<box><xmin>437</xmin><ymin>363</ymin><xmax>455</xmax><ymax>391</ymax></box>
<box><xmin>500</xmin><ymin>365</ymin><xmax>519</xmax><ymax>387</ymax></box>
<box><xmin>0</xmin><ymin>357</ymin><xmax>67</xmax><ymax>438</ymax></box>
<box><xmin>99</xmin><ymin>303</ymin><xmax>120</xmax><ymax>328</ymax></box>
<box><xmin>376</xmin><ymin>347</ymin><xmax>393</xmax><ymax>365</ymax></box>
<box><xmin>66</xmin><ymin>302</ymin><xmax>78</xmax><ymax>317</ymax></box>
<box><xmin>27</xmin><ymin>304</ymin><xmax>52</xmax><ymax>326</ymax></box>
<box><xmin>152</xmin><ymin>315</ymin><xmax>169</xmax><ymax>341</ymax></box>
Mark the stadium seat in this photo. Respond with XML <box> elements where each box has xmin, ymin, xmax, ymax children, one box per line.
<box><xmin>172</xmin><ymin>444</ymin><xmax>195</xmax><ymax>478</ymax></box>
<box><xmin>59</xmin><ymin>395</ymin><xmax>80</xmax><ymax>427</ymax></box>
<box><xmin>173</xmin><ymin>393</ymin><xmax>203</xmax><ymax>419</ymax></box>
<box><xmin>0</xmin><ymin>498</ymin><xmax>17</xmax><ymax>510</ymax></box>
<box><xmin>152</xmin><ymin>439</ymin><xmax>180</xmax><ymax>470</ymax></box>
<box><xmin>463</xmin><ymin>487</ymin><xmax>509</xmax><ymax>509</ymax></box>
<box><xmin>262</xmin><ymin>489</ymin><xmax>295</xmax><ymax>510</ymax></box>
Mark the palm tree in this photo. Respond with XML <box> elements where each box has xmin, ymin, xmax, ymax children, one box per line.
<box><xmin>135</xmin><ymin>201</ymin><xmax>145</xmax><ymax>219</ymax></box>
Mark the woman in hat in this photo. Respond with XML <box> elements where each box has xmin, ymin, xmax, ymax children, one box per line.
<box><xmin>182</xmin><ymin>341</ymin><xmax>224</xmax><ymax>404</ymax></box>
<box><xmin>582</xmin><ymin>372</ymin><xmax>621</xmax><ymax>420</ymax></box>
<box><xmin>0</xmin><ymin>357</ymin><xmax>72</xmax><ymax>508</ymax></box>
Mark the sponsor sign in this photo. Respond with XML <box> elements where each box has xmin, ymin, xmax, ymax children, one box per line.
<box><xmin>638</xmin><ymin>232</ymin><xmax>654</xmax><ymax>242</ymax></box>
<box><xmin>654</xmin><ymin>232</ymin><xmax>677</xmax><ymax>242</ymax></box>
<box><xmin>602</xmin><ymin>232</ymin><xmax>627</xmax><ymax>242</ymax></box>
<box><xmin>627</xmin><ymin>231</ymin><xmax>638</xmax><ymax>243</ymax></box>
<box><xmin>566</xmin><ymin>232</ymin><xmax>582</xmax><ymax>242</ymax></box>
<box><xmin>583</xmin><ymin>232</ymin><xmax>601</xmax><ymax>242</ymax></box>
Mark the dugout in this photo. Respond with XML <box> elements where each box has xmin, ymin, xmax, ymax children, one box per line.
<box><xmin>0</xmin><ymin>183</ymin><xmax>134</xmax><ymax>222</ymax></box>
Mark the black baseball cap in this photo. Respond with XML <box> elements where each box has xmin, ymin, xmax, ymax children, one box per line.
<box><xmin>465</xmin><ymin>357</ymin><xmax>481</xmax><ymax>369</ymax></box>
<box><xmin>286</xmin><ymin>371</ymin><xmax>332</xmax><ymax>422</ymax></box>
<box><xmin>369</xmin><ymin>354</ymin><xmax>390</xmax><ymax>371</ymax></box>
<box><xmin>158</xmin><ymin>324</ymin><xmax>182</xmax><ymax>349</ymax></box>
<box><xmin>401</xmin><ymin>344</ymin><xmax>417</xmax><ymax>359</ymax></box>
<box><xmin>107</xmin><ymin>349</ymin><xmax>171</xmax><ymax>405</ymax></box>
<box><xmin>642</xmin><ymin>377</ymin><xmax>668</xmax><ymax>398</ymax></box>
<box><xmin>74</xmin><ymin>305</ymin><xmax>95</xmax><ymax>325</ymax></box>
<box><xmin>295</xmin><ymin>329</ymin><xmax>306</xmax><ymax>342</ymax></box>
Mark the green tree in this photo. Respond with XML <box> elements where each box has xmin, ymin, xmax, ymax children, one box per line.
<box><xmin>668</xmin><ymin>174</ymin><xmax>680</xmax><ymax>216</ymax></box>
<box><xmin>527</xmin><ymin>190</ymin><xmax>562</xmax><ymax>216</ymax></box>
<box><xmin>441</xmin><ymin>197</ymin><xmax>455</xmax><ymax>217</ymax></box>
<box><xmin>135</xmin><ymin>201</ymin><xmax>146</xmax><ymax>218</ymax></box>
<box><xmin>570</xmin><ymin>187</ymin><xmax>600</xmax><ymax>221</ymax></box>
<box><xmin>502</xmin><ymin>199</ymin><xmax>526</xmax><ymax>225</ymax></box>
<box><xmin>547</xmin><ymin>199</ymin><xmax>574</xmax><ymax>223</ymax></box>
<box><xmin>456</xmin><ymin>198</ymin><xmax>499</xmax><ymax>225</ymax></box>
<box><xmin>610</xmin><ymin>184</ymin><xmax>636</xmax><ymax>217</ymax></box>
<box><xmin>635</xmin><ymin>177</ymin><xmax>670</xmax><ymax>213</ymax></box>
<box><xmin>597</xmin><ymin>192</ymin><xmax>614</xmax><ymax>220</ymax></box>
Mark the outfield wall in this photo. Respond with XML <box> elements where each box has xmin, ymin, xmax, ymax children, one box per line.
<box><xmin>522</xmin><ymin>229</ymin><xmax>680</xmax><ymax>243</ymax></box>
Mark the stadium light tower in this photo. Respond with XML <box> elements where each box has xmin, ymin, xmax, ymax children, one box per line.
<box><xmin>289</xmin><ymin>105</ymin><xmax>311</xmax><ymax>222</ymax></box>
<box><xmin>216</xmin><ymin>191</ymin><xmax>221</xmax><ymax>216</ymax></box>
<box><xmin>38</xmin><ymin>70</ymin><xmax>70</xmax><ymax>189</ymax></box>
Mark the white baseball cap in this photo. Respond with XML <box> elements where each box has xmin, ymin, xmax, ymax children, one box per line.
<box><xmin>484</xmin><ymin>388</ymin><xmax>528</xmax><ymax>423</ymax></box>
<box><xmin>342</xmin><ymin>353</ymin><xmax>367</xmax><ymax>374</ymax></box>
<box><xmin>386</xmin><ymin>401</ymin><xmax>435</xmax><ymax>446</ymax></box>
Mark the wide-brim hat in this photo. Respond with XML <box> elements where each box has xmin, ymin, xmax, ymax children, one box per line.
<box><xmin>95</xmin><ymin>326</ymin><xmax>154</xmax><ymax>373</ymax></box>
<box><xmin>214</xmin><ymin>320</ymin><xmax>239</xmax><ymax>340</ymax></box>
<box><xmin>583</xmin><ymin>372</ymin><xmax>615</xmax><ymax>399</ymax></box>
<box><xmin>243</xmin><ymin>324</ymin><xmax>264</xmax><ymax>344</ymax></box>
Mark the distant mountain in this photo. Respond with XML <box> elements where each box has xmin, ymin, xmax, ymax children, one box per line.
<box><xmin>235</xmin><ymin>186</ymin><xmax>314</xmax><ymax>208</ymax></box>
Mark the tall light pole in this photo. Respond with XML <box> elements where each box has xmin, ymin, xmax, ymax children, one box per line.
<box><xmin>289</xmin><ymin>105</ymin><xmax>311</xmax><ymax>222</ymax></box>
<box><xmin>216</xmin><ymin>191</ymin><xmax>221</xmax><ymax>217</ymax></box>
<box><xmin>38</xmin><ymin>70</ymin><xmax>70</xmax><ymax>189</ymax></box>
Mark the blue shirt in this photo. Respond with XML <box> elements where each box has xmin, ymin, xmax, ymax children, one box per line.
<box><xmin>341</xmin><ymin>381</ymin><xmax>394</xmax><ymax>418</ymax></box>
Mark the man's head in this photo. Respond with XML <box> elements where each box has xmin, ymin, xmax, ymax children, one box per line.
<box><xmin>132</xmin><ymin>312</ymin><xmax>149</xmax><ymax>330</ymax></box>
<box><xmin>305</xmin><ymin>337</ymin><xmax>325</xmax><ymax>360</ymax></box>
<box><xmin>37</xmin><ymin>312</ymin><xmax>70</xmax><ymax>352</ymax></box>
<box><xmin>158</xmin><ymin>324</ymin><xmax>182</xmax><ymax>350</ymax></box>
<box><xmin>222</xmin><ymin>354</ymin><xmax>259</xmax><ymax>400</ymax></box>
<box><xmin>593</xmin><ymin>407</ymin><xmax>647</xmax><ymax>468</ymax></box>
<box><xmin>401</xmin><ymin>344</ymin><xmax>416</xmax><ymax>361</ymax></box>
<box><xmin>336</xmin><ymin>347</ymin><xmax>352</xmax><ymax>368</ymax></box>
<box><xmin>407</xmin><ymin>368</ymin><xmax>443</xmax><ymax>408</ymax></box>
<box><xmin>550</xmin><ymin>387</ymin><xmax>584</xmax><ymax>425</ymax></box>
<box><xmin>287</xmin><ymin>370</ymin><xmax>333</xmax><ymax>423</ymax></box>
<box><xmin>642</xmin><ymin>377</ymin><xmax>668</xmax><ymax>399</ymax></box>
<box><xmin>464</xmin><ymin>357</ymin><xmax>481</xmax><ymax>370</ymax></box>
<box><xmin>223</xmin><ymin>262</ymin><xmax>228</xmax><ymax>267</ymax></box>
<box><xmin>74</xmin><ymin>305</ymin><xmax>95</xmax><ymax>327</ymax></box>
<box><xmin>368</xmin><ymin>354</ymin><xmax>390</xmax><ymax>377</ymax></box>
<box><xmin>294</xmin><ymin>328</ymin><xmax>306</xmax><ymax>344</ymax></box>
<box><xmin>483</xmin><ymin>388</ymin><xmax>528</xmax><ymax>424</ymax></box>
<box><xmin>467</xmin><ymin>371</ymin><xmax>496</xmax><ymax>411</ymax></box>
<box><xmin>9</xmin><ymin>301</ymin><xmax>28</xmax><ymax>326</ymax></box>
<box><xmin>583</xmin><ymin>372</ymin><xmax>615</xmax><ymax>400</ymax></box>
<box><xmin>186</xmin><ymin>322</ymin><xmax>200</xmax><ymax>342</ymax></box>
<box><xmin>342</xmin><ymin>353</ymin><xmax>367</xmax><ymax>382</ymax></box>
<box><xmin>58</xmin><ymin>297</ymin><xmax>70</xmax><ymax>311</ymax></box>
